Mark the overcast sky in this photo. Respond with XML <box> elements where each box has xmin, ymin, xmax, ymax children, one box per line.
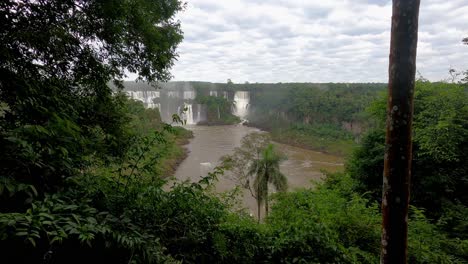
<box><xmin>168</xmin><ymin>0</ymin><xmax>468</xmax><ymax>83</ymax></box>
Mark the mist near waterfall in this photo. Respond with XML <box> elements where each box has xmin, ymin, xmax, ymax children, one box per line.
<box><xmin>122</xmin><ymin>81</ymin><xmax>250</xmax><ymax>125</ymax></box>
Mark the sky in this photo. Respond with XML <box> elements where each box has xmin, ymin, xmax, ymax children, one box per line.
<box><xmin>167</xmin><ymin>0</ymin><xmax>468</xmax><ymax>83</ymax></box>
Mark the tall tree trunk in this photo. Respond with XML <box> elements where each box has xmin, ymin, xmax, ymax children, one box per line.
<box><xmin>381</xmin><ymin>1</ymin><xmax>420</xmax><ymax>263</ymax></box>
<box><xmin>257</xmin><ymin>184</ymin><xmax>261</xmax><ymax>223</ymax></box>
<box><xmin>265</xmin><ymin>172</ymin><xmax>269</xmax><ymax>218</ymax></box>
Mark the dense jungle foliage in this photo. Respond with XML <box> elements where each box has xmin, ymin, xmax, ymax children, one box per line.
<box><xmin>241</xmin><ymin>83</ymin><xmax>385</xmax><ymax>155</ymax></box>
<box><xmin>1</xmin><ymin>0</ymin><xmax>467</xmax><ymax>263</ymax></box>
<box><xmin>195</xmin><ymin>95</ymin><xmax>240</xmax><ymax>125</ymax></box>
<box><xmin>347</xmin><ymin>81</ymin><xmax>468</xmax><ymax>238</ymax></box>
<box><xmin>183</xmin><ymin>82</ymin><xmax>387</xmax><ymax>155</ymax></box>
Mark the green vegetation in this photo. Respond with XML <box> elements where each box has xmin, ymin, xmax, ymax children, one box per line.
<box><xmin>120</xmin><ymin>81</ymin><xmax>384</xmax><ymax>144</ymax></box>
<box><xmin>196</xmin><ymin>95</ymin><xmax>240</xmax><ymax>125</ymax></box>
<box><xmin>0</xmin><ymin>98</ymin><xmax>195</xmax><ymax>263</ymax></box>
<box><xmin>1</xmin><ymin>0</ymin><xmax>467</xmax><ymax>263</ymax></box>
<box><xmin>347</xmin><ymin>81</ymin><xmax>468</xmax><ymax>235</ymax></box>
<box><xmin>190</xmin><ymin>82</ymin><xmax>385</xmax><ymax>155</ymax></box>
<box><xmin>222</xmin><ymin>133</ymin><xmax>288</xmax><ymax>220</ymax></box>
<box><xmin>246</xmin><ymin>83</ymin><xmax>385</xmax><ymax>156</ymax></box>
<box><xmin>268</xmin><ymin>123</ymin><xmax>355</xmax><ymax>156</ymax></box>
<box><xmin>248</xmin><ymin>144</ymin><xmax>288</xmax><ymax>219</ymax></box>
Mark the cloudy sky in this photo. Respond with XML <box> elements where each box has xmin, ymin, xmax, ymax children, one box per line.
<box><xmin>169</xmin><ymin>0</ymin><xmax>468</xmax><ymax>83</ymax></box>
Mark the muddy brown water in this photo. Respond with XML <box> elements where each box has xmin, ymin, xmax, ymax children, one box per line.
<box><xmin>173</xmin><ymin>125</ymin><xmax>344</xmax><ymax>217</ymax></box>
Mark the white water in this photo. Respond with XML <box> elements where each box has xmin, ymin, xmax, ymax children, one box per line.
<box><xmin>126</xmin><ymin>91</ymin><xmax>160</xmax><ymax>108</ymax></box>
<box><xmin>167</xmin><ymin>91</ymin><xmax>179</xmax><ymax>98</ymax></box>
<box><xmin>177</xmin><ymin>103</ymin><xmax>195</xmax><ymax>125</ymax></box>
<box><xmin>125</xmin><ymin>89</ymin><xmax>250</xmax><ymax>123</ymax></box>
<box><xmin>184</xmin><ymin>91</ymin><xmax>195</xmax><ymax>100</ymax></box>
<box><xmin>233</xmin><ymin>91</ymin><xmax>249</xmax><ymax>119</ymax></box>
<box><xmin>184</xmin><ymin>103</ymin><xmax>194</xmax><ymax>125</ymax></box>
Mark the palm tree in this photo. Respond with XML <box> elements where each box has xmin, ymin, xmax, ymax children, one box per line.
<box><xmin>248</xmin><ymin>144</ymin><xmax>288</xmax><ymax>221</ymax></box>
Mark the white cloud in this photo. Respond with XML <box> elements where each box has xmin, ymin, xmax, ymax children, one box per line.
<box><xmin>168</xmin><ymin>0</ymin><xmax>468</xmax><ymax>83</ymax></box>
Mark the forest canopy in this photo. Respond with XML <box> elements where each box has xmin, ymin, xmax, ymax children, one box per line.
<box><xmin>0</xmin><ymin>1</ymin><xmax>467</xmax><ymax>263</ymax></box>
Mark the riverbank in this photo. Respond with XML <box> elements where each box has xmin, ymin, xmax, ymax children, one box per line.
<box><xmin>158</xmin><ymin>127</ymin><xmax>194</xmax><ymax>178</ymax></box>
<box><xmin>269</xmin><ymin>128</ymin><xmax>355</xmax><ymax>157</ymax></box>
<box><xmin>173</xmin><ymin>124</ymin><xmax>344</xmax><ymax>217</ymax></box>
<box><xmin>245</xmin><ymin>122</ymin><xmax>356</xmax><ymax>157</ymax></box>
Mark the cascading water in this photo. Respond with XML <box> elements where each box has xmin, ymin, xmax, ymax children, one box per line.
<box><xmin>167</xmin><ymin>91</ymin><xmax>178</xmax><ymax>98</ymax></box>
<box><xmin>146</xmin><ymin>91</ymin><xmax>160</xmax><ymax>108</ymax></box>
<box><xmin>124</xmin><ymin>86</ymin><xmax>232</xmax><ymax>125</ymax></box>
<box><xmin>181</xmin><ymin>103</ymin><xmax>194</xmax><ymax>125</ymax></box>
<box><xmin>126</xmin><ymin>90</ymin><xmax>160</xmax><ymax>108</ymax></box>
<box><xmin>233</xmin><ymin>91</ymin><xmax>250</xmax><ymax>119</ymax></box>
<box><xmin>184</xmin><ymin>91</ymin><xmax>195</xmax><ymax>100</ymax></box>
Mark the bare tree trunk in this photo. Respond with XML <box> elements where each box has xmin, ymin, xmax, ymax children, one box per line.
<box><xmin>381</xmin><ymin>1</ymin><xmax>420</xmax><ymax>263</ymax></box>
<box><xmin>257</xmin><ymin>185</ymin><xmax>261</xmax><ymax>223</ymax></box>
<box><xmin>265</xmin><ymin>173</ymin><xmax>269</xmax><ymax>218</ymax></box>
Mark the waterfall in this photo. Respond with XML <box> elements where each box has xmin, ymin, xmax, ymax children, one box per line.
<box><xmin>126</xmin><ymin>90</ymin><xmax>160</xmax><ymax>109</ymax></box>
<box><xmin>184</xmin><ymin>91</ymin><xmax>195</xmax><ymax>100</ymax></box>
<box><xmin>182</xmin><ymin>103</ymin><xmax>194</xmax><ymax>125</ymax></box>
<box><xmin>233</xmin><ymin>91</ymin><xmax>249</xmax><ymax>119</ymax></box>
<box><xmin>197</xmin><ymin>107</ymin><xmax>201</xmax><ymax>123</ymax></box>
<box><xmin>124</xmin><ymin>88</ymin><xmax>208</xmax><ymax>124</ymax></box>
<box><xmin>210</xmin><ymin>91</ymin><xmax>218</xmax><ymax>97</ymax></box>
<box><xmin>167</xmin><ymin>91</ymin><xmax>178</xmax><ymax>98</ymax></box>
<box><xmin>193</xmin><ymin>104</ymin><xmax>206</xmax><ymax>124</ymax></box>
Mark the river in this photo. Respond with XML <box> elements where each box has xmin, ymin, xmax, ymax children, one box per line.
<box><xmin>174</xmin><ymin>124</ymin><xmax>344</xmax><ymax>216</ymax></box>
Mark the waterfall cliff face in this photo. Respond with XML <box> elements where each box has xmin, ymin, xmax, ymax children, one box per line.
<box><xmin>126</xmin><ymin>91</ymin><xmax>160</xmax><ymax>109</ymax></box>
<box><xmin>233</xmin><ymin>91</ymin><xmax>249</xmax><ymax>119</ymax></box>
<box><xmin>182</xmin><ymin>103</ymin><xmax>194</xmax><ymax>125</ymax></box>
<box><xmin>124</xmin><ymin>84</ymin><xmax>250</xmax><ymax>124</ymax></box>
<box><xmin>184</xmin><ymin>91</ymin><xmax>195</xmax><ymax>100</ymax></box>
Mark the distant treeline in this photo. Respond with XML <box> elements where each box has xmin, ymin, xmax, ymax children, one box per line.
<box><xmin>120</xmin><ymin>81</ymin><xmax>386</xmax><ymax>128</ymax></box>
<box><xmin>120</xmin><ymin>81</ymin><xmax>387</xmax><ymax>155</ymax></box>
<box><xmin>242</xmin><ymin>83</ymin><xmax>387</xmax><ymax>155</ymax></box>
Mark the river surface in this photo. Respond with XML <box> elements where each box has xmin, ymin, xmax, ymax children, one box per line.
<box><xmin>174</xmin><ymin>124</ymin><xmax>344</xmax><ymax>216</ymax></box>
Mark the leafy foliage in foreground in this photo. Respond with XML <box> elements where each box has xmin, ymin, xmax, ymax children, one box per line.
<box><xmin>348</xmin><ymin>82</ymin><xmax>468</xmax><ymax>225</ymax></box>
<box><xmin>2</xmin><ymin>97</ymin><xmax>466</xmax><ymax>263</ymax></box>
<box><xmin>3</xmin><ymin>168</ymin><xmax>466</xmax><ymax>263</ymax></box>
<box><xmin>0</xmin><ymin>98</ymin><xmax>193</xmax><ymax>263</ymax></box>
<box><xmin>1</xmin><ymin>1</ymin><xmax>466</xmax><ymax>262</ymax></box>
<box><xmin>0</xmin><ymin>0</ymin><xmax>184</xmax><ymax>196</ymax></box>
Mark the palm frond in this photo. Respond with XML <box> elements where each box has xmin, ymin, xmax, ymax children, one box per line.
<box><xmin>270</xmin><ymin>171</ymin><xmax>288</xmax><ymax>192</ymax></box>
